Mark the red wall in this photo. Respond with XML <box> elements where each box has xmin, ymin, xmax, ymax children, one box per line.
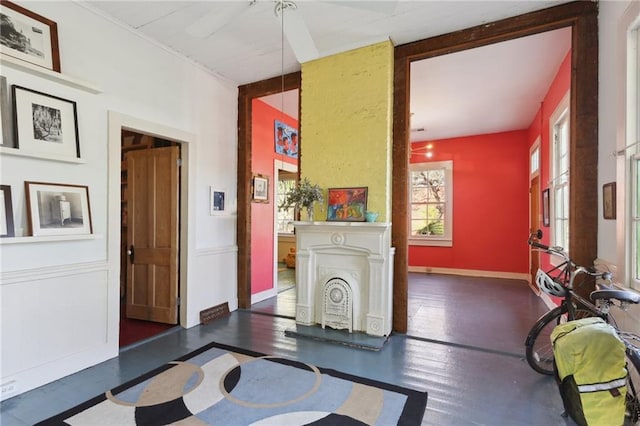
<box><xmin>409</xmin><ymin>131</ymin><xmax>530</xmax><ymax>273</ymax></box>
<box><xmin>527</xmin><ymin>51</ymin><xmax>571</xmax><ymax>252</ymax></box>
<box><xmin>408</xmin><ymin>50</ymin><xmax>571</xmax><ymax>276</ymax></box>
<box><xmin>251</xmin><ymin>99</ymin><xmax>298</xmax><ymax>294</ymax></box>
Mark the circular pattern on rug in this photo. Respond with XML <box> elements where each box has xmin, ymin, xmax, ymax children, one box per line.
<box><xmin>220</xmin><ymin>356</ymin><xmax>322</xmax><ymax>408</ymax></box>
<box><xmin>105</xmin><ymin>361</ymin><xmax>205</xmax><ymax>425</ymax></box>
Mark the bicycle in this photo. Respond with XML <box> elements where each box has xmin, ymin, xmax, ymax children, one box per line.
<box><xmin>525</xmin><ymin>229</ymin><xmax>640</xmax><ymax>422</ymax></box>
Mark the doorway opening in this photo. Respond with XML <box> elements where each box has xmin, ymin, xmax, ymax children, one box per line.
<box><xmin>119</xmin><ymin>130</ymin><xmax>181</xmax><ymax>347</ymax></box>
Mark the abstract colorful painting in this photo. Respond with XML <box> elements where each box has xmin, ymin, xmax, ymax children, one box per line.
<box><xmin>327</xmin><ymin>187</ymin><xmax>368</xmax><ymax>221</ymax></box>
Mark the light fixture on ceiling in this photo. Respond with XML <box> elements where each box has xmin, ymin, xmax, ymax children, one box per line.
<box><xmin>411</xmin><ymin>143</ymin><xmax>434</xmax><ymax>159</ymax></box>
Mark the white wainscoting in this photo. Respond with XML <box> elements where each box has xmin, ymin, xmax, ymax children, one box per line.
<box><xmin>0</xmin><ymin>261</ymin><xmax>112</xmax><ymax>401</ymax></box>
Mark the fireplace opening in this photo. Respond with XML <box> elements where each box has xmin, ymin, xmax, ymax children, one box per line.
<box><xmin>321</xmin><ymin>278</ymin><xmax>353</xmax><ymax>332</ymax></box>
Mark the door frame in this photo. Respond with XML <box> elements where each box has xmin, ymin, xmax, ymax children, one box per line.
<box><xmin>237</xmin><ymin>73</ymin><xmax>302</xmax><ymax>308</ymax></box>
<box><xmin>272</xmin><ymin>159</ymin><xmax>298</xmax><ymax>298</ymax></box>
<box><xmin>108</xmin><ymin>111</ymin><xmax>194</xmax><ymax>333</ymax></box>
<box><xmin>392</xmin><ymin>1</ymin><xmax>598</xmax><ymax>332</ymax></box>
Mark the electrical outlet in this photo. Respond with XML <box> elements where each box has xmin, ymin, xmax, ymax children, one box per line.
<box><xmin>1</xmin><ymin>381</ymin><xmax>18</xmax><ymax>398</ymax></box>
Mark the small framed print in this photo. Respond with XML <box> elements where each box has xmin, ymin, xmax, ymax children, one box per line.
<box><xmin>210</xmin><ymin>187</ymin><xmax>225</xmax><ymax>215</ymax></box>
<box><xmin>252</xmin><ymin>174</ymin><xmax>269</xmax><ymax>203</ymax></box>
<box><xmin>603</xmin><ymin>182</ymin><xmax>616</xmax><ymax>220</ymax></box>
<box><xmin>12</xmin><ymin>85</ymin><xmax>80</xmax><ymax>161</ymax></box>
<box><xmin>0</xmin><ymin>184</ymin><xmax>15</xmax><ymax>237</ymax></box>
<box><xmin>542</xmin><ymin>188</ymin><xmax>550</xmax><ymax>227</ymax></box>
<box><xmin>25</xmin><ymin>181</ymin><xmax>92</xmax><ymax>236</ymax></box>
<box><xmin>0</xmin><ymin>0</ymin><xmax>61</xmax><ymax>72</ymax></box>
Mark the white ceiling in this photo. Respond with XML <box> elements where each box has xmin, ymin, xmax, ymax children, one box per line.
<box><xmin>86</xmin><ymin>0</ymin><xmax>572</xmax><ymax>141</ymax></box>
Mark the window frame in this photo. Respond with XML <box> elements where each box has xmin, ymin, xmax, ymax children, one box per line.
<box><xmin>616</xmin><ymin>7</ymin><xmax>640</xmax><ymax>291</ymax></box>
<box><xmin>408</xmin><ymin>160</ymin><xmax>453</xmax><ymax>247</ymax></box>
<box><xmin>549</xmin><ymin>92</ymin><xmax>570</xmax><ymax>253</ymax></box>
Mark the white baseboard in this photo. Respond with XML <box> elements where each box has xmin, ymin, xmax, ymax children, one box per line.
<box><xmin>251</xmin><ymin>287</ymin><xmax>277</xmax><ymax>304</ymax></box>
<box><xmin>408</xmin><ymin>266</ymin><xmax>529</xmax><ymax>281</ymax></box>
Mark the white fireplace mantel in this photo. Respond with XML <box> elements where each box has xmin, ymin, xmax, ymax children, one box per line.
<box><xmin>294</xmin><ymin>221</ymin><xmax>395</xmax><ymax>337</ymax></box>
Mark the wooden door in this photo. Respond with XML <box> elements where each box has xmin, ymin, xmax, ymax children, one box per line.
<box><xmin>529</xmin><ymin>176</ymin><xmax>541</xmax><ymax>294</ymax></box>
<box><xmin>126</xmin><ymin>146</ymin><xmax>179</xmax><ymax>324</ymax></box>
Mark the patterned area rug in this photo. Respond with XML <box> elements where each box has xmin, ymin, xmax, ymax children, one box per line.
<box><xmin>37</xmin><ymin>341</ymin><xmax>427</xmax><ymax>425</ymax></box>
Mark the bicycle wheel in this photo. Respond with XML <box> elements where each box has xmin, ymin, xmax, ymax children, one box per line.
<box><xmin>525</xmin><ymin>306</ymin><xmax>593</xmax><ymax>375</ymax></box>
<box><xmin>625</xmin><ymin>346</ymin><xmax>640</xmax><ymax>425</ymax></box>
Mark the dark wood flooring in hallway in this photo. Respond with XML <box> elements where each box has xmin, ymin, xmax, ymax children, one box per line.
<box><xmin>1</xmin><ymin>273</ymin><xmax>571</xmax><ymax>425</ymax></box>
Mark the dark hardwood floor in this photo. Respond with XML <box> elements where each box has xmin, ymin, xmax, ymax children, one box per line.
<box><xmin>1</xmin><ymin>272</ymin><xmax>570</xmax><ymax>425</ymax></box>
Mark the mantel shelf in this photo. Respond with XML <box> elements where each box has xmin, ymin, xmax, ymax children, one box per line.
<box><xmin>1</xmin><ymin>55</ymin><xmax>102</xmax><ymax>94</ymax></box>
<box><xmin>0</xmin><ymin>234</ymin><xmax>102</xmax><ymax>245</ymax></box>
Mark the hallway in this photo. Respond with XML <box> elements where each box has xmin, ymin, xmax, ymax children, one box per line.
<box><xmin>1</xmin><ymin>274</ymin><xmax>567</xmax><ymax>425</ymax></box>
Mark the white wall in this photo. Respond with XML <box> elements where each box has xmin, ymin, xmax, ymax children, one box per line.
<box><xmin>598</xmin><ymin>0</ymin><xmax>640</xmax><ymax>333</ymax></box>
<box><xmin>0</xmin><ymin>1</ymin><xmax>238</xmax><ymax>399</ymax></box>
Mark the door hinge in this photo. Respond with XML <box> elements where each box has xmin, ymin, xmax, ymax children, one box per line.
<box><xmin>176</xmin><ymin>296</ymin><xmax>181</xmax><ymax>306</ymax></box>
<box><xmin>177</xmin><ymin>158</ymin><xmax>182</xmax><ymax>167</ymax></box>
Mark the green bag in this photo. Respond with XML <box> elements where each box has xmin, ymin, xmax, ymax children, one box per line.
<box><xmin>551</xmin><ymin>317</ymin><xmax>627</xmax><ymax>426</ymax></box>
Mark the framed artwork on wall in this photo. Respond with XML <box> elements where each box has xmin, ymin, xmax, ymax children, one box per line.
<box><xmin>25</xmin><ymin>181</ymin><xmax>92</xmax><ymax>236</ymax></box>
<box><xmin>274</xmin><ymin>120</ymin><xmax>298</xmax><ymax>159</ymax></box>
<box><xmin>542</xmin><ymin>188</ymin><xmax>550</xmax><ymax>227</ymax></box>
<box><xmin>327</xmin><ymin>187</ymin><xmax>367</xmax><ymax>222</ymax></box>
<box><xmin>210</xmin><ymin>187</ymin><xmax>225</xmax><ymax>214</ymax></box>
<box><xmin>0</xmin><ymin>0</ymin><xmax>61</xmax><ymax>72</ymax></box>
<box><xmin>0</xmin><ymin>185</ymin><xmax>15</xmax><ymax>237</ymax></box>
<box><xmin>0</xmin><ymin>76</ymin><xmax>13</xmax><ymax>147</ymax></box>
<box><xmin>252</xmin><ymin>174</ymin><xmax>269</xmax><ymax>203</ymax></box>
<box><xmin>12</xmin><ymin>85</ymin><xmax>80</xmax><ymax>160</ymax></box>
<box><xmin>603</xmin><ymin>182</ymin><xmax>616</xmax><ymax>220</ymax></box>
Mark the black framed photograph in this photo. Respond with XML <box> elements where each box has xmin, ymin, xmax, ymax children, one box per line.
<box><xmin>210</xmin><ymin>187</ymin><xmax>225</xmax><ymax>214</ymax></box>
<box><xmin>0</xmin><ymin>184</ymin><xmax>15</xmax><ymax>237</ymax></box>
<box><xmin>603</xmin><ymin>182</ymin><xmax>616</xmax><ymax>220</ymax></box>
<box><xmin>0</xmin><ymin>76</ymin><xmax>12</xmax><ymax>147</ymax></box>
<box><xmin>0</xmin><ymin>0</ymin><xmax>61</xmax><ymax>72</ymax></box>
<box><xmin>542</xmin><ymin>188</ymin><xmax>550</xmax><ymax>227</ymax></box>
<box><xmin>12</xmin><ymin>85</ymin><xmax>80</xmax><ymax>160</ymax></box>
<box><xmin>25</xmin><ymin>181</ymin><xmax>92</xmax><ymax>236</ymax></box>
<box><xmin>252</xmin><ymin>174</ymin><xmax>269</xmax><ymax>203</ymax></box>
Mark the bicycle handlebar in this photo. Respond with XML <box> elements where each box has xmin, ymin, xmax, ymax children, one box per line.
<box><xmin>527</xmin><ymin>229</ymin><xmax>612</xmax><ymax>282</ymax></box>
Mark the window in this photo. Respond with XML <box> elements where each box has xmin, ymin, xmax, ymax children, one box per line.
<box><xmin>530</xmin><ymin>144</ymin><xmax>540</xmax><ymax>176</ymax></box>
<box><xmin>409</xmin><ymin>160</ymin><xmax>453</xmax><ymax>246</ymax></box>
<box><xmin>276</xmin><ymin>177</ymin><xmax>295</xmax><ymax>234</ymax></box>
<box><xmin>629</xmin><ymin>25</ymin><xmax>640</xmax><ymax>288</ymax></box>
<box><xmin>551</xmin><ymin>104</ymin><xmax>570</xmax><ymax>251</ymax></box>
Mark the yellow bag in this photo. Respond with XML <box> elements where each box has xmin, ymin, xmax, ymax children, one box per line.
<box><xmin>551</xmin><ymin>317</ymin><xmax>627</xmax><ymax>426</ymax></box>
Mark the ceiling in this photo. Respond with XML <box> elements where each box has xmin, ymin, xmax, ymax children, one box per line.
<box><xmin>87</xmin><ymin>0</ymin><xmax>573</xmax><ymax>141</ymax></box>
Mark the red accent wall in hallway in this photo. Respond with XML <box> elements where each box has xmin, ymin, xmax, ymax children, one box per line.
<box><xmin>251</xmin><ymin>99</ymin><xmax>297</xmax><ymax>295</ymax></box>
<box><xmin>409</xmin><ymin>131</ymin><xmax>530</xmax><ymax>273</ymax></box>
<box><xmin>527</xmin><ymin>51</ymin><xmax>571</xmax><ymax>252</ymax></box>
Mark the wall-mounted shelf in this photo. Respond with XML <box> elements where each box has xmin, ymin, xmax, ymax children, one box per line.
<box><xmin>0</xmin><ymin>146</ymin><xmax>86</xmax><ymax>163</ymax></box>
<box><xmin>0</xmin><ymin>55</ymin><xmax>102</xmax><ymax>94</ymax></box>
<box><xmin>0</xmin><ymin>234</ymin><xmax>102</xmax><ymax>245</ymax></box>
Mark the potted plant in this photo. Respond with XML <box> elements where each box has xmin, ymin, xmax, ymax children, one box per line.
<box><xmin>278</xmin><ymin>177</ymin><xmax>323</xmax><ymax>221</ymax></box>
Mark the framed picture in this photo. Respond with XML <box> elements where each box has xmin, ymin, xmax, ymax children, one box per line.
<box><xmin>0</xmin><ymin>185</ymin><xmax>15</xmax><ymax>237</ymax></box>
<box><xmin>210</xmin><ymin>187</ymin><xmax>225</xmax><ymax>214</ymax></box>
<box><xmin>603</xmin><ymin>182</ymin><xmax>616</xmax><ymax>220</ymax></box>
<box><xmin>252</xmin><ymin>174</ymin><xmax>269</xmax><ymax>203</ymax></box>
<box><xmin>25</xmin><ymin>181</ymin><xmax>92</xmax><ymax>236</ymax></box>
<box><xmin>12</xmin><ymin>85</ymin><xmax>80</xmax><ymax>160</ymax></box>
<box><xmin>274</xmin><ymin>120</ymin><xmax>298</xmax><ymax>159</ymax></box>
<box><xmin>542</xmin><ymin>188</ymin><xmax>550</xmax><ymax>227</ymax></box>
<box><xmin>327</xmin><ymin>187</ymin><xmax>368</xmax><ymax>221</ymax></box>
<box><xmin>0</xmin><ymin>76</ymin><xmax>13</xmax><ymax>147</ymax></box>
<box><xmin>0</xmin><ymin>0</ymin><xmax>60</xmax><ymax>72</ymax></box>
